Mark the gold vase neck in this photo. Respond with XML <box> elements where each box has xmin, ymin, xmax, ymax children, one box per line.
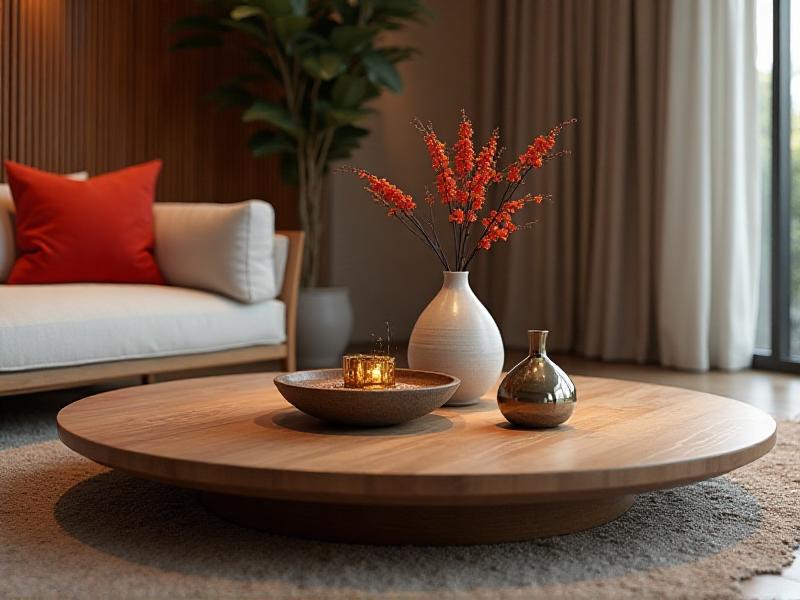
<box><xmin>528</xmin><ymin>330</ymin><xmax>548</xmax><ymax>357</ymax></box>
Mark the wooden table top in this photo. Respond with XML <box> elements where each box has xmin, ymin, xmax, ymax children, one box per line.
<box><xmin>57</xmin><ymin>373</ymin><xmax>777</xmax><ymax>506</ymax></box>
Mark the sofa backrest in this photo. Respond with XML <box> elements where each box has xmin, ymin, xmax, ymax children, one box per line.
<box><xmin>154</xmin><ymin>200</ymin><xmax>280</xmax><ymax>303</ymax></box>
<box><xmin>0</xmin><ymin>191</ymin><xmax>287</xmax><ymax>304</ymax></box>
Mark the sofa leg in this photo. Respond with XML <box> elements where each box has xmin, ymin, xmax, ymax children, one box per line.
<box><xmin>142</xmin><ymin>374</ymin><xmax>156</xmax><ymax>385</ymax></box>
<box><xmin>282</xmin><ymin>354</ymin><xmax>296</xmax><ymax>373</ymax></box>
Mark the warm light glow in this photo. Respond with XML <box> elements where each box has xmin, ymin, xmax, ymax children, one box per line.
<box><xmin>343</xmin><ymin>354</ymin><xmax>396</xmax><ymax>389</ymax></box>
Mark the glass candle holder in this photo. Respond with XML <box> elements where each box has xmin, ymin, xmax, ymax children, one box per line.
<box><xmin>342</xmin><ymin>354</ymin><xmax>396</xmax><ymax>389</ymax></box>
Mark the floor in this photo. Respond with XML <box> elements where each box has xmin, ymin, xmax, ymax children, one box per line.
<box><xmin>352</xmin><ymin>347</ymin><xmax>800</xmax><ymax>598</ymax></box>
<box><xmin>7</xmin><ymin>352</ymin><xmax>800</xmax><ymax>599</ymax></box>
<box><xmin>546</xmin><ymin>355</ymin><xmax>800</xmax><ymax>599</ymax></box>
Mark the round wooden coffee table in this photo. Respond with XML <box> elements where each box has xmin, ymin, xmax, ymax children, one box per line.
<box><xmin>57</xmin><ymin>373</ymin><xmax>776</xmax><ymax>545</ymax></box>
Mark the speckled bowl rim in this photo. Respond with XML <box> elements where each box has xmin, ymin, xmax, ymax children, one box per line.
<box><xmin>274</xmin><ymin>368</ymin><xmax>460</xmax><ymax>394</ymax></box>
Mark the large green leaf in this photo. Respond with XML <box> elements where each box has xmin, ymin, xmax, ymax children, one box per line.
<box><xmin>301</xmin><ymin>52</ymin><xmax>346</xmax><ymax>81</ymax></box>
<box><xmin>170</xmin><ymin>35</ymin><xmax>223</xmax><ymax>51</ymax></box>
<box><xmin>247</xmin><ymin>48</ymin><xmax>280</xmax><ymax>79</ymax></box>
<box><xmin>249</xmin><ymin>130</ymin><xmax>296</xmax><ymax>156</ymax></box>
<box><xmin>327</xmin><ymin>145</ymin><xmax>353</xmax><ymax>160</ymax></box>
<box><xmin>381</xmin><ymin>46</ymin><xmax>417</xmax><ymax>63</ymax></box>
<box><xmin>335</xmin><ymin>125</ymin><xmax>370</xmax><ymax>141</ymax></box>
<box><xmin>230</xmin><ymin>5</ymin><xmax>264</xmax><ymax>21</ymax></box>
<box><xmin>371</xmin><ymin>0</ymin><xmax>428</xmax><ymax>26</ymax></box>
<box><xmin>273</xmin><ymin>15</ymin><xmax>312</xmax><ymax>44</ymax></box>
<box><xmin>330</xmin><ymin>25</ymin><xmax>377</xmax><ymax>53</ymax></box>
<box><xmin>289</xmin><ymin>0</ymin><xmax>308</xmax><ymax>16</ymax></box>
<box><xmin>220</xmin><ymin>18</ymin><xmax>268</xmax><ymax>42</ymax></box>
<box><xmin>327</xmin><ymin>124</ymin><xmax>369</xmax><ymax>159</ymax></box>
<box><xmin>331</xmin><ymin>75</ymin><xmax>368</xmax><ymax>108</ymax></box>
<box><xmin>242</xmin><ymin>100</ymin><xmax>303</xmax><ymax>138</ymax></box>
<box><xmin>372</xmin><ymin>0</ymin><xmax>426</xmax><ymax>14</ymax></box>
<box><xmin>361</xmin><ymin>51</ymin><xmax>402</xmax><ymax>92</ymax></box>
<box><xmin>252</xmin><ymin>0</ymin><xmax>293</xmax><ymax>17</ymax></box>
<box><xmin>169</xmin><ymin>15</ymin><xmax>225</xmax><ymax>33</ymax></box>
<box><xmin>362</xmin><ymin>81</ymin><xmax>382</xmax><ymax>101</ymax></box>
<box><xmin>324</xmin><ymin>107</ymin><xmax>371</xmax><ymax>127</ymax></box>
<box><xmin>330</xmin><ymin>0</ymin><xmax>359</xmax><ymax>23</ymax></box>
<box><xmin>206</xmin><ymin>83</ymin><xmax>254</xmax><ymax>108</ymax></box>
<box><xmin>288</xmin><ymin>31</ymin><xmax>328</xmax><ymax>55</ymax></box>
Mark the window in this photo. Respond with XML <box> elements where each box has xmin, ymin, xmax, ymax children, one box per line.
<box><xmin>754</xmin><ymin>0</ymin><xmax>800</xmax><ymax>371</ymax></box>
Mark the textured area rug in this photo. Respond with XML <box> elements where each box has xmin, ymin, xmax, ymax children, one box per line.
<box><xmin>0</xmin><ymin>407</ymin><xmax>798</xmax><ymax>599</ymax></box>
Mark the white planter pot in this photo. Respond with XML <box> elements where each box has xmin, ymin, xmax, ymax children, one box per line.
<box><xmin>407</xmin><ymin>271</ymin><xmax>504</xmax><ymax>405</ymax></box>
<box><xmin>296</xmin><ymin>287</ymin><xmax>354</xmax><ymax>369</ymax></box>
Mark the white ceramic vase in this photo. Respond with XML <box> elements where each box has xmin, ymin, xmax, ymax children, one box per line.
<box><xmin>296</xmin><ymin>287</ymin><xmax>354</xmax><ymax>369</ymax></box>
<box><xmin>408</xmin><ymin>271</ymin><xmax>504</xmax><ymax>405</ymax></box>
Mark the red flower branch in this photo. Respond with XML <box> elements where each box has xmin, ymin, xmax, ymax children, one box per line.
<box><xmin>347</xmin><ymin>112</ymin><xmax>576</xmax><ymax>271</ymax></box>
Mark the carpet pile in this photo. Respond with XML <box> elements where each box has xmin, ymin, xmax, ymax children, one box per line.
<box><xmin>0</xmin><ymin>406</ymin><xmax>798</xmax><ymax>599</ymax></box>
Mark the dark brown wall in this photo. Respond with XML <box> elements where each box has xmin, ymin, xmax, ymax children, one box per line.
<box><xmin>0</xmin><ymin>0</ymin><xmax>298</xmax><ymax>229</ymax></box>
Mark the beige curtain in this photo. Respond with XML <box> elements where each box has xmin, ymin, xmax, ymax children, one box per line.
<box><xmin>658</xmin><ymin>0</ymin><xmax>760</xmax><ymax>370</ymax></box>
<box><xmin>472</xmin><ymin>0</ymin><xmax>672</xmax><ymax>361</ymax></box>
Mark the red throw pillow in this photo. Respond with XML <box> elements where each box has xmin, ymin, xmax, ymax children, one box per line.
<box><xmin>4</xmin><ymin>160</ymin><xmax>164</xmax><ymax>285</ymax></box>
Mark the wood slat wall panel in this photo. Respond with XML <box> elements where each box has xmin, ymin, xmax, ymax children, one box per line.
<box><xmin>0</xmin><ymin>0</ymin><xmax>298</xmax><ymax>229</ymax></box>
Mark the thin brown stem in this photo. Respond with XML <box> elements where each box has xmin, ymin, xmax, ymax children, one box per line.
<box><xmin>407</xmin><ymin>212</ymin><xmax>449</xmax><ymax>267</ymax></box>
<box><xmin>394</xmin><ymin>212</ymin><xmax>449</xmax><ymax>269</ymax></box>
<box><xmin>449</xmin><ymin>206</ymin><xmax>459</xmax><ymax>268</ymax></box>
<box><xmin>429</xmin><ymin>200</ymin><xmax>450</xmax><ymax>270</ymax></box>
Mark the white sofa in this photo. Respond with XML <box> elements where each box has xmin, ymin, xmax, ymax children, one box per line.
<box><xmin>0</xmin><ymin>188</ymin><xmax>302</xmax><ymax>395</ymax></box>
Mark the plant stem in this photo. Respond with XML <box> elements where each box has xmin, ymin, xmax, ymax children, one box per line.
<box><xmin>429</xmin><ymin>201</ymin><xmax>450</xmax><ymax>270</ymax></box>
<box><xmin>297</xmin><ymin>140</ymin><xmax>313</xmax><ymax>286</ymax></box>
<box><xmin>394</xmin><ymin>212</ymin><xmax>448</xmax><ymax>269</ymax></box>
<box><xmin>407</xmin><ymin>212</ymin><xmax>450</xmax><ymax>267</ymax></box>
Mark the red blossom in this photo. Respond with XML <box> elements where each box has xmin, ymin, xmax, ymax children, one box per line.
<box><xmin>454</xmin><ymin>110</ymin><xmax>475</xmax><ymax>178</ymax></box>
<box><xmin>350</xmin><ymin>113</ymin><xmax>574</xmax><ymax>270</ymax></box>
<box><xmin>478</xmin><ymin>194</ymin><xmax>544</xmax><ymax>250</ymax></box>
<box><xmin>518</xmin><ymin>135</ymin><xmax>554</xmax><ymax>169</ymax></box>
<box><xmin>469</xmin><ymin>129</ymin><xmax>499</xmax><ymax>212</ymax></box>
<box><xmin>506</xmin><ymin>120</ymin><xmax>575</xmax><ymax>183</ymax></box>
<box><xmin>358</xmin><ymin>169</ymin><xmax>416</xmax><ymax>216</ymax></box>
<box><xmin>423</xmin><ymin>130</ymin><xmax>457</xmax><ymax>204</ymax></box>
<box><xmin>448</xmin><ymin>208</ymin><xmax>465</xmax><ymax>224</ymax></box>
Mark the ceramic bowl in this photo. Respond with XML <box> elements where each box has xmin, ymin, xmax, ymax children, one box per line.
<box><xmin>273</xmin><ymin>368</ymin><xmax>460</xmax><ymax>427</ymax></box>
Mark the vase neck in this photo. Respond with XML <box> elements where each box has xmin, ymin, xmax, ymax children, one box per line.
<box><xmin>442</xmin><ymin>271</ymin><xmax>470</xmax><ymax>289</ymax></box>
<box><xmin>528</xmin><ymin>330</ymin><xmax>548</xmax><ymax>357</ymax></box>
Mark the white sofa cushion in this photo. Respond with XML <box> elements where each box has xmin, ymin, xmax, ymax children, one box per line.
<box><xmin>154</xmin><ymin>200</ymin><xmax>277</xmax><ymax>303</ymax></box>
<box><xmin>0</xmin><ymin>284</ymin><xmax>285</xmax><ymax>371</ymax></box>
<box><xmin>0</xmin><ymin>171</ymin><xmax>88</xmax><ymax>281</ymax></box>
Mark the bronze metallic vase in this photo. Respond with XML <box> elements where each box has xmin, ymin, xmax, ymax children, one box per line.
<box><xmin>497</xmin><ymin>330</ymin><xmax>576</xmax><ymax>428</ymax></box>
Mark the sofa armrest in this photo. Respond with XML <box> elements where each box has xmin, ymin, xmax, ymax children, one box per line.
<box><xmin>0</xmin><ymin>207</ymin><xmax>13</xmax><ymax>281</ymax></box>
<box><xmin>154</xmin><ymin>200</ymin><xmax>277</xmax><ymax>303</ymax></box>
<box><xmin>276</xmin><ymin>230</ymin><xmax>304</xmax><ymax>372</ymax></box>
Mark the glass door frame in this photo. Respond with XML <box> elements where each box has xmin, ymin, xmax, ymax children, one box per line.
<box><xmin>754</xmin><ymin>0</ymin><xmax>798</xmax><ymax>372</ymax></box>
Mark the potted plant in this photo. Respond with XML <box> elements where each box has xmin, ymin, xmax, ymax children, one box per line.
<box><xmin>350</xmin><ymin>111</ymin><xmax>575</xmax><ymax>404</ymax></box>
<box><xmin>172</xmin><ymin>0</ymin><xmax>426</xmax><ymax>367</ymax></box>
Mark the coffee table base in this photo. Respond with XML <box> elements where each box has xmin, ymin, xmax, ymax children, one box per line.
<box><xmin>201</xmin><ymin>493</ymin><xmax>636</xmax><ymax>545</ymax></box>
